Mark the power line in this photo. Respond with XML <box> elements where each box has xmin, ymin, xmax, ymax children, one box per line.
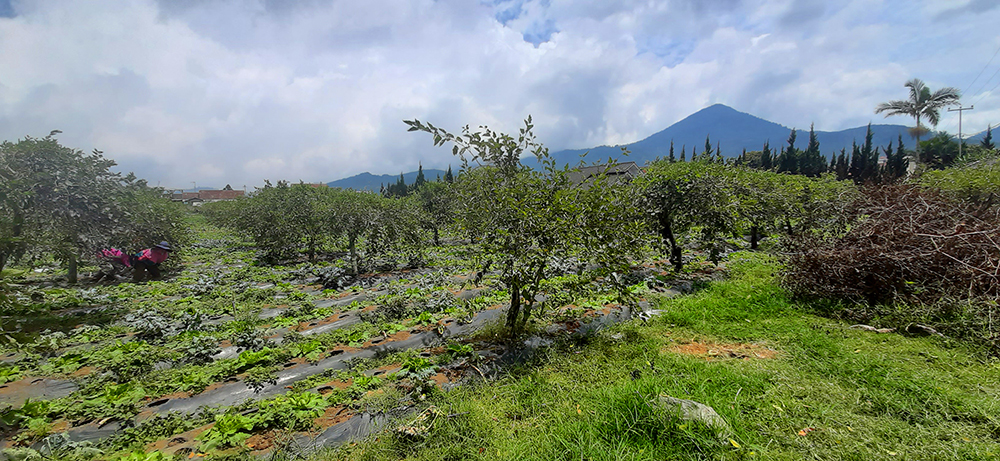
<box><xmin>972</xmin><ymin>77</ymin><xmax>1000</xmax><ymax>107</ymax></box>
<box><xmin>963</xmin><ymin>42</ymin><xmax>1000</xmax><ymax>95</ymax></box>
<box><xmin>970</xmin><ymin>66</ymin><xmax>1000</xmax><ymax>101</ymax></box>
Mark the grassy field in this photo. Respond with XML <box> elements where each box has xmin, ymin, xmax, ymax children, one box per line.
<box><xmin>321</xmin><ymin>255</ymin><xmax>1000</xmax><ymax>461</ymax></box>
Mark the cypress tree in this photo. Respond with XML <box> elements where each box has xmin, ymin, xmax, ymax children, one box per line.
<box><xmin>761</xmin><ymin>141</ymin><xmax>772</xmax><ymax>170</ymax></box>
<box><xmin>704</xmin><ymin>135</ymin><xmax>713</xmax><ymax>161</ymax></box>
<box><xmin>982</xmin><ymin>126</ymin><xmax>995</xmax><ymax>150</ymax></box>
<box><xmin>691</xmin><ymin>145</ymin><xmax>699</xmax><ymax>162</ymax></box>
<box><xmin>680</xmin><ymin>145</ymin><xmax>686</xmax><ymax>162</ymax></box>
<box><xmin>849</xmin><ymin>141</ymin><xmax>862</xmax><ymax>182</ymax></box>
<box><xmin>879</xmin><ymin>140</ymin><xmax>893</xmax><ymax>181</ymax></box>
<box><xmin>415</xmin><ymin>163</ymin><xmax>426</xmax><ymax>188</ymax></box>
<box><xmin>668</xmin><ymin>140</ymin><xmax>676</xmax><ymax>162</ymax></box>
<box><xmin>801</xmin><ymin>123</ymin><xmax>823</xmax><ymax>177</ymax></box>
<box><xmin>835</xmin><ymin>149</ymin><xmax>849</xmax><ymax>180</ymax></box>
<box><xmin>395</xmin><ymin>173</ymin><xmax>407</xmax><ymax>197</ymax></box>
<box><xmin>444</xmin><ymin>165</ymin><xmax>454</xmax><ymax>183</ymax></box>
<box><xmin>778</xmin><ymin>129</ymin><xmax>798</xmax><ymax>174</ymax></box>
<box><xmin>860</xmin><ymin>123</ymin><xmax>876</xmax><ymax>183</ymax></box>
<box><xmin>715</xmin><ymin>141</ymin><xmax>722</xmax><ymax>163</ymax></box>
<box><xmin>887</xmin><ymin>135</ymin><xmax>908</xmax><ymax>181</ymax></box>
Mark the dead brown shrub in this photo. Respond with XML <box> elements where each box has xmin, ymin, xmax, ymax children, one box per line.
<box><xmin>784</xmin><ymin>185</ymin><xmax>1000</xmax><ymax>306</ymax></box>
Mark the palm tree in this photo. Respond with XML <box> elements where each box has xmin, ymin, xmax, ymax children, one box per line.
<box><xmin>875</xmin><ymin>78</ymin><xmax>960</xmax><ymax>168</ymax></box>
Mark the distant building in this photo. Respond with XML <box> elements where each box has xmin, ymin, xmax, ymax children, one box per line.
<box><xmin>567</xmin><ymin>161</ymin><xmax>644</xmax><ymax>186</ymax></box>
<box><xmin>167</xmin><ymin>189</ymin><xmax>245</xmax><ymax>203</ymax></box>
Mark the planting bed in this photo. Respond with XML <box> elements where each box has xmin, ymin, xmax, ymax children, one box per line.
<box><xmin>0</xmin><ymin>224</ymin><xmax>704</xmax><ymax>459</ymax></box>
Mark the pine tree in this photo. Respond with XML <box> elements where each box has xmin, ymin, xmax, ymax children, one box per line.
<box><xmin>691</xmin><ymin>145</ymin><xmax>699</xmax><ymax>162</ymax></box>
<box><xmin>778</xmin><ymin>130</ymin><xmax>798</xmax><ymax>174</ymax></box>
<box><xmin>800</xmin><ymin>123</ymin><xmax>824</xmax><ymax>177</ymax></box>
<box><xmin>886</xmin><ymin>135</ymin><xmax>908</xmax><ymax>181</ymax></box>
<box><xmin>415</xmin><ymin>163</ymin><xmax>426</xmax><ymax>188</ymax></box>
<box><xmin>668</xmin><ymin>140</ymin><xmax>676</xmax><ymax>162</ymax></box>
<box><xmin>394</xmin><ymin>173</ymin><xmax>407</xmax><ymax>197</ymax></box>
<box><xmin>761</xmin><ymin>141</ymin><xmax>772</xmax><ymax>170</ymax></box>
<box><xmin>860</xmin><ymin>123</ymin><xmax>877</xmax><ymax>183</ymax></box>
<box><xmin>679</xmin><ymin>145</ymin><xmax>686</xmax><ymax>162</ymax></box>
<box><xmin>444</xmin><ymin>165</ymin><xmax>454</xmax><ymax>183</ymax></box>
<box><xmin>715</xmin><ymin>141</ymin><xmax>722</xmax><ymax>163</ymax></box>
<box><xmin>835</xmin><ymin>149</ymin><xmax>849</xmax><ymax>180</ymax></box>
<box><xmin>982</xmin><ymin>126</ymin><xmax>995</xmax><ymax>150</ymax></box>
<box><xmin>704</xmin><ymin>135</ymin><xmax>713</xmax><ymax>161</ymax></box>
<box><xmin>849</xmin><ymin>141</ymin><xmax>862</xmax><ymax>182</ymax></box>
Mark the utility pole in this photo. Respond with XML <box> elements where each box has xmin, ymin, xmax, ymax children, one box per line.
<box><xmin>948</xmin><ymin>105</ymin><xmax>974</xmax><ymax>159</ymax></box>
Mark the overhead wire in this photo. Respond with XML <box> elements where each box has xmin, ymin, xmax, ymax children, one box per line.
<box><xmin>962</xmin><ymin>42</ymin><xmax>1000</xmax><ymax>96</ymax></box>
<box><xmin>941</xmin><ymin>42</ymin><xmax>1000</xmax><ymax>134</ymax></box>
<box><xmin>972</xmin><ymin>77</ymin><xmax>1000</xmax><ymax>107</ymax></box>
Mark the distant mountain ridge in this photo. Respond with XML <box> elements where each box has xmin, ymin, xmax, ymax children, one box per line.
<box><xmin>327</xmin><ymin>169</ymin><xmax>448</xmax><ymax>191</ymax></box>
<box><xmin>525</xmin><ymin>104</ymin><xmax>913</xmax><ymax>169</ymax></box>
<box><xmin>328</xmin><ymin>104</ymin><xmax>920</xmax><ymax>183</ymax></box>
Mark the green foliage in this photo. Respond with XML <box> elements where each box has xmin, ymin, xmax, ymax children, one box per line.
<box><xmin>876</xmin><ymin>78</ymin><xmax>961</xmax><ymax>167</ymax></box>
<box><xmin>400</xmin><ymin>355</ymin><xmax>437</xmax><ymax>380</ymax></box>
<box><xmin>407</xmin><ymin>117</ymin><xmax>647</xmax><ymax>333</ymax></box>
<box><xmin>1</xmin><ymin>399</ymin><xmax>50</xmax><ymax>432</ymax></box>
<box><xmin>199</xmin><ymin>412</ymin><xmax>256</xmax><ymax>450</ymax></box>
<box><xmin>919</xmin><ymin>159</ymin><xmax>1000</xmax><ymax>203</ymax></box>
<box><xmin>636</xmin><ymin>161</ymin><xmax>736</xmax><ymax>270</ymax></box>
<box><xmin>413</xmin><ymin>181</ymin><xmax>454</xmax><ymax>246</ymax></box>
<box><xmin>918</xmin><ymin>132</ymin><xmax>962</xmax><ymax>169</ymax></box>
<box><xmin>0</xmin><ymin>135</ymin><xmax>189</xmax><ymax>281</ymax></box>
<box><xmin>207</xmin><ymin>181</ymin><xmax>329</xmax><ymax>264</ymax></box>
<box><xmin>102</xmin><ymin>340</ymin><xmax>161</xmax><ymax>381</ymax></box>
<box><xmin>114</xmin><ymin>451</ymin><xmax>168</xmax><ymax>461</ymax></box>
<box><xmin>199</xmin><ymin>391</ymin><xmax>328</xmax><ymax>450</ymax></box>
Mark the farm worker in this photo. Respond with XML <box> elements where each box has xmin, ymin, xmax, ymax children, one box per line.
<box><xmin>92</xmin><ymin>248</ymin><xmax>131</xmax><ymax>282</ymax></box>
<box><xmin>131</xmin><ymin>241</ymin><xmax>172</xmax><ymax>282</ymax></box>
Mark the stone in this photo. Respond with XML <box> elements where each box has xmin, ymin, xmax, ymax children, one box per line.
<box><xmin>655</xmin><ymin>395</ymin><xmax>731</xmax><ymax>438</ymax></box>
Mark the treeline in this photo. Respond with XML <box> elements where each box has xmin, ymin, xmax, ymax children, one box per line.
<box><xmin>0</xmin><ymin>135</ymin><xmax>189</xmax><ymax>282</ymax></box>
<box><xmin>381</xmin><ymin>164</ymin><xmax>454</xmax><ymax>198</ymax></box>
<box><xmin>667</xmin><ymin>124</ymin><xmax>993</xmax><ymax>184</ymax></box>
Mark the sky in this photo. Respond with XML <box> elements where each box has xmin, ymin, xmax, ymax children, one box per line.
<box><xmin>1</xmin><ymin>0</ymin><xmax>999</xmax><ymax>188</ymax></box>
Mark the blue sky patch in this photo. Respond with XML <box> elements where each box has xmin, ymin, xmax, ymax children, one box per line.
<box><xmin>0</xmin><ymin>0</ymin><xmax>16</xmax><ymax>18</ymax></box>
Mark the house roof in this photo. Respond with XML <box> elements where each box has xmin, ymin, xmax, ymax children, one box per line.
<box><xmin>567</xmin><ymin>161</ymin><xmax>643</xmax><ymax>186</ymax></box>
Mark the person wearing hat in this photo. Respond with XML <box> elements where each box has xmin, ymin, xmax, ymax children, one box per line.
<box><xmin>131</xmin><ymin>241</ymin><xmax>173</xmax><ymax>282</ymax></box>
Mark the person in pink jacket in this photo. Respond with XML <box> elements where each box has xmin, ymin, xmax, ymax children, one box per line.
<box><xmin>92</xmin><ymin>247</ymin><xmax>131</xmax><ymax>282</ymax></box>
<box><xmin>130</xmin><ymin>241</ymin><xmax>172</xmax><ymax>282</ymax></box>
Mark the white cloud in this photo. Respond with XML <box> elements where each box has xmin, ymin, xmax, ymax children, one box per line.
<box><xmin>0</xmin><ymin>0</ymin><xmax>998</xmax><ymax>187</ymax></box>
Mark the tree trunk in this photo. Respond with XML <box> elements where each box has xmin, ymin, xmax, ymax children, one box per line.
<box><xmin>750</xmin><ymin>225</ymin><xmax>759</xmax><ymax>250</ymax></box>
<box><xmin>68</xmin><ymin>254</ymin><xmax>78</xmax><ymax>284</ymax></box>
<box><xmin>660</xmin><ymin>216</ymin><xmax>682</xmax><ymax>272</ymax></box>
<box><xmin>349</xmin><ymin>234</ymin><xmax>358</xmax><ymax>275</ymax></box>
<box><xmin>433</xmin><ymin>227</ymin><xmax>440</xmax><ymax>246</ymax></box>
<box><xmin>307</xmin><ymin>236</ymin><xmax>315</xmax><ymax>262</ymax></box>
<box><xmin>784</xmin><ymin>218</ymin><xmax>794</xmax><ymax>236</ymax></box>
<box><xmin>506</xmin><ymin>279</ymin><xmax>521</xmax><ymax>334</ymax></box>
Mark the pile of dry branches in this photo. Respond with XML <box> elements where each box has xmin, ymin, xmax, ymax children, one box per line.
<box><xmin>785</xmin><ymin>185</ymin><xmax>1000</xmax><ymax>306</ymax></box>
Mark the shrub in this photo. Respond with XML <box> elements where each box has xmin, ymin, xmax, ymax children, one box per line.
<box><xmin>784</xmin><ymin>185</ymin><xmax>1000</xmax><ymax>350</ymax></box>
<box><xmin>786</xmin><ymin>185</ymin><xmax>999</xmax><ymax>304</ymax></box>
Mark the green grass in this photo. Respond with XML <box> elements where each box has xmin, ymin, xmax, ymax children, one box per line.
<box><xmin>314</xmin><ymin>253</ymin><xmax>1000</xmax><ymax>461</ymax></box>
